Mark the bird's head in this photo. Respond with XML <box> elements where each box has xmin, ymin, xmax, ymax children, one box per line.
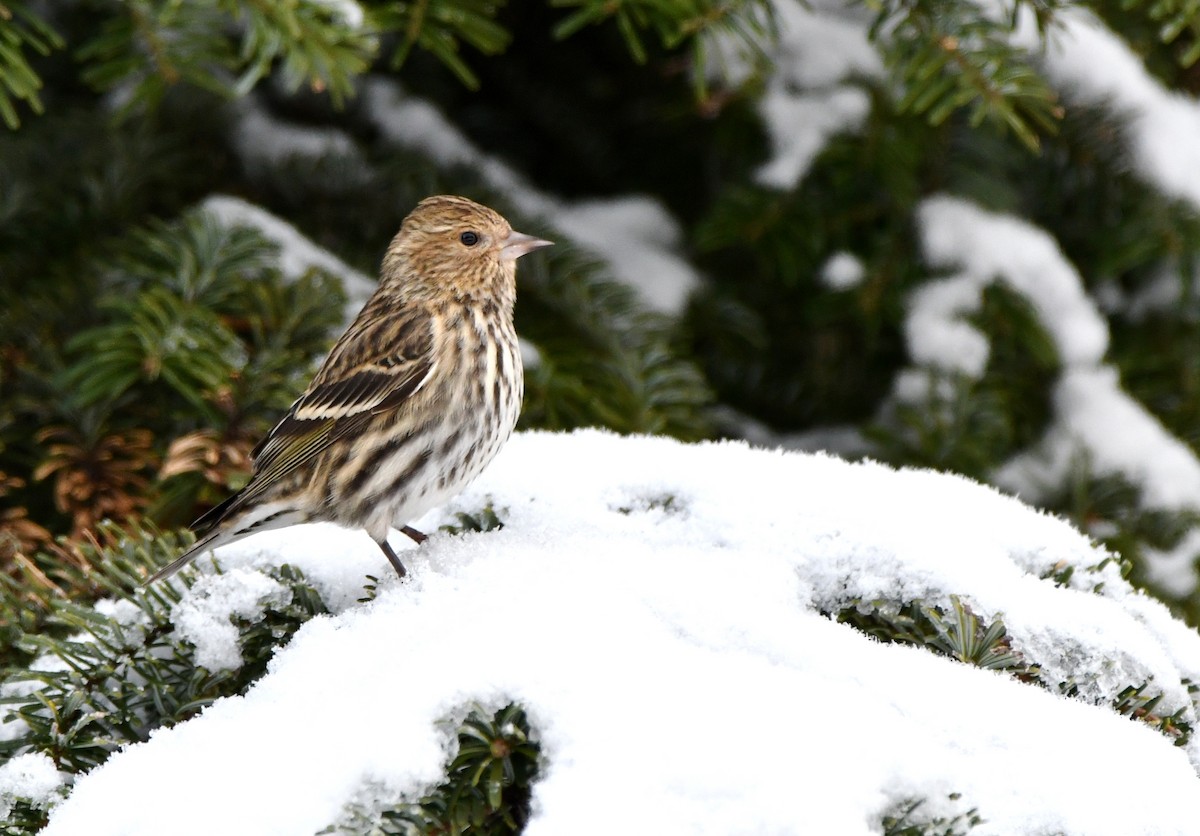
<box><xmin>382</xmin><ymin>195</ymin><xmax>552</xmax><ymax>304</ymax></box>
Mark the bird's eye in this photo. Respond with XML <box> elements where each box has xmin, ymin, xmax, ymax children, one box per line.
<box><xmin>459</xmin><ymin>231</ymin><xmax>480</xmax><ymax>247</ymax></box>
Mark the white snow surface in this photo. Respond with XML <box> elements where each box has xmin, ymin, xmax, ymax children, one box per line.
<box><xmin>0</xmin><ymin>754</ymin><xmax>62</xmax><ymax>819</ymax></box>
<box><xmin>170</xmin><ymin>570</ymin><xmax>290</xmax><ymax>671</ymax></box>
<box><xmin>41</xmin><ymin>431</ymin><xmax>1200</xmax><ymax>835</ymax></box>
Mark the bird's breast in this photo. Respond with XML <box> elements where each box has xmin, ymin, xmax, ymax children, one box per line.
<box><xmin>328</xmin><ymin>306</ymin><xmax>522</xmax><ymax>535</ymax></box>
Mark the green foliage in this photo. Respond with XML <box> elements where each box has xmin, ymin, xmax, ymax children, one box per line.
<box><xmin>0</xmin><ymin>526</ymin><xmax>328</xmax><ymax>772</ymax></box>
<box><xmin>1</xmin><ymin>798</ymin><xmax>53</xmax><ymax>836</ymax></box>
<box><xmin>377</xmin><ymin>0</ymin><xmax>512</xmax><ymax>89</ymax></box>
<box><xmin>518</xmin><ymin>246</ymin><xmax>714</xmax><ymax>438</ymax></box>
<box><xmin>552</xmin><ymin>0</ymin><xmax>776</xmax><ymax>92</ymax></box>
<box><xmin>1037</xmin><ymin>461</ymin><xmax>1200</xmax><ymax>621</ymax></box>
<box><xmin>693</xmin><ymin>116</ymin><xmax>923</xmax><ymax>428</ymax></box>
<box><xmin>5</xmin><ymin>0</ymin><xmax>781</xmax><ymax>133</ymax></box>
<box><xmin>1125</xmin><ymin>0</ymin><xmax>1200</xmax><ymax>66</ymax></box>
<box><xmin>868</xmin><ymin>286</ymin><xmax>1059</xmax><ymax>478</ymax></box>
<box><xmin>328</xmin><ymin>704</ymin><xmax>539</xmax><ymax>836</ymax></box>
<box><xmin>1108</xmin><ymin>681</ymin><xmax>1193</xmax><ymax>745</ymax></box>
<box><xmin>836</xmin><ymin>593</ymin><xmax>1194</xmax><ymax>748</ymax></box>
<box><xmin>440</xmin><ymin>503</ymin><xmax>506</xmax><ymax>535</ymax></box>
<box><xmin>64</xmin><ymin>286</ymin><xmax>246</xmax><ymax>414</ymax></box>
<box><xmin>836</xmin><ymin>596</ymin><xmax>1036</xmax><ymax>677</ymax></box>
<box><xmin>0</xmin><ymin>2</ymin><xmax>63</xmax><ymax>128</ymax></box>
<box><xmin>871</xmin><ymin>0</ymin><xmax>1066</xmax><ymax>151</ymax></box>
<box><xmin>0</xmin><ymin>196</ymin><xmax>344</xmax><ymax>552</ymax></box>
<box><xmin>75</xmin><ymin>0</ymin><xmax>375</xmax><ymax>113</ymax></box>
<box><xmin>882</xmin><ymin>796</ymin><xmax>983</xmax><ymax>836</ymax></box>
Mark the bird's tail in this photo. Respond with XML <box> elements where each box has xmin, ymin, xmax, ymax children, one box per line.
<box><xmin>146</xmin><ymin>496</ymin><xmax>308</xmax><ymax>584</ymax></box>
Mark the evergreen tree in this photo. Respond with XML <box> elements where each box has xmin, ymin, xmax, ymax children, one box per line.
<box><xmin>4</xmin><ymin>0</ymin><xmax>1200</xmax><ymax>831</ymax></box>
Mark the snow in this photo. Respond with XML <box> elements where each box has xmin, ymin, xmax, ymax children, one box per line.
<box><xmin>998</xmin><ymin>366</ymin><xmax>1200</xmax><ymax>511</ymax></box>
<box><xmin>904</xmin><ymin>274</ymin><xmax>990</xmax><ymax>377</ymax></box>
<box><xmin>755</xmin><ymin>86</ymin><xmax>871</xmax><ymax>189</ymax></box>
<box><xmin>1145</xmin><ymin>529</ymin><xmax>1200</xmax><ymax>598</ymax></box>
<box><xmin>918</xmin><ymin>197</ymin><xmax>1108</xmax><ymax>368</ymax></box>
<box><xmin>308</xmin><ymin>0</ymin><xmax>365</xmax><ymax>30</ymax></box>
<box><xmin>0</xmin><ymin>753</ymin><xmax>62</xmax><ymax>819</ymax></box>
<box><xmin>38</xmin><ymin>431</ymin><xmax>1200</xmax><ymax>835</ymax></box>
<box><xmin>1012</xmin><ymin>8</ymin><xmax>1200</xmax><ymax>214</ymax></box>
<box><xmin>819</xmin><ymin>249</ymin><xmax>866</xmax><ymax>290</ymax></box>
<box><xmin>723</xmin><ymin>2</ymin><xmax>1200</xmax><ymax>207</ymax></box>
<box><xmin>708</xmin><ymin>1</ymin><xmax>882</xmax><ymax>190</ymax></box>
<box><xmin>232</xmin><ymin>100</ymin><xmax>366</xmax><ymax>178</ymax></box>
<box><xmin>170</xmin><ymin>570</ymin><xmax>290</xmax><ymax>671</ymax></box>
<box><xmin>360</xmin><ymin>79</ymin><xmax>702</xmax><ymax>316</ymax></box>
<box><xmin>200</xmin><ymin>195</ymin><xmax>377</xmax><ymax>321</ymax></box>
<box><xmin>912</xmin><ymin>196</ymin><xmax>1200</xmax><ymax>517</ymax></box>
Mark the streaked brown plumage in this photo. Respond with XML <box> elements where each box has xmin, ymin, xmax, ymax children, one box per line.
<box><xmin>148</xmin><ymin>196</ymin><xmax>551</xmax><ymax>583</ymax></box>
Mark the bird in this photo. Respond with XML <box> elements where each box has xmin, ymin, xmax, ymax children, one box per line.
<box><xmin>147</xmin><ymin>195</ymin><xmax>552</xmax><ymax>583</ymax></box>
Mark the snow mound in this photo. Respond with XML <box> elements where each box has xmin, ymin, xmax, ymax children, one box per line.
<box><xmin>43</xmin><ymin>431</ymin><xmax>1200</xmax><ymax>835</ymax></box>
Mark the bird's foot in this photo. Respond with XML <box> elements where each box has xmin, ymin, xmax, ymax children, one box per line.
<box><xmin>377</xmin><ymin>538</ymin><xmax>408</xmax><ymax>579</ymax></box>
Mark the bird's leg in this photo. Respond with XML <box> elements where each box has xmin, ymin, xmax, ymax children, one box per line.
<box><xmin>376</xmin><ymin>538</ymin><xmax>408</xmax><ymax>579</ymax></box>
<box><xmin>400</xmin><ymin>525</ymin><xmax>427</xmax><ymax>544</ymax></box>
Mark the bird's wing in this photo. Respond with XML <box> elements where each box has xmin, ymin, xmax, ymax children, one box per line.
<box><xmin>229</xmin><ymin>305</ymin><xmax>436</xmax><ymax>512</ymax></box>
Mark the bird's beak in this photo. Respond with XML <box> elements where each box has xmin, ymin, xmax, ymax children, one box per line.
<box><xmin>500</xmin><ymin>230</ymin><xmax>554</xmax><ymax>262</ymax></box>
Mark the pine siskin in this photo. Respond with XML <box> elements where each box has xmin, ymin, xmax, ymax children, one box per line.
<box><xmin>148</xmin><ymin>195</ymin><xmax>551</xmax><ymax>583</ymax></box>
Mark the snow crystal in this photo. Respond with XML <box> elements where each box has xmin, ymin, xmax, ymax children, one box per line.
<box><xmin>170</xmin><ymin>569</ymin><xmax>291</xmax><ymax>671</ymax></box>
<box><xmin>361</xmin><ymin>79</ymin><xmax>701</xmax><ymax>315</ymax></box>
<box><xmin>0</xmin><ymin>753</ymin><xmax>62</xmax><ymax>819</ymax></box>
<box><xmin>819</xmin><ymin>250</ymin><xmax>866</xmax><ymax>290</ymax></box>
<box><xmin>94</xmin><ymin>596</ymin><xmax>148</xmax><ymax>628</ymax></box>
<box><xmin>200</xmin><ymin>195</ymin><xmax>377</xmax><ymax>322</ymax></box>
<box><xmin>41</xmin><ymin>431</ymin><xmax>1200</xmax><ymax>835</ymax></box>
